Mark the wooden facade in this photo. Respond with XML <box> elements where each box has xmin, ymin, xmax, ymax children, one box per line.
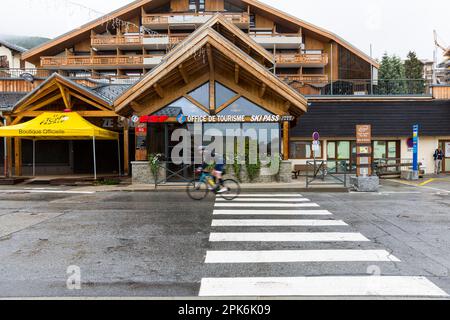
<box><xmin>21</xmin><ymin>0</ymin><xmax>378</xmax><ymax>94</ymax></box>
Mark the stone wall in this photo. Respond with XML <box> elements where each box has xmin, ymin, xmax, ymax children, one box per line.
<box><xmin>131</xmin><ymin>161</ymin><xmax>166</xmax><ymax>184</ymax></box>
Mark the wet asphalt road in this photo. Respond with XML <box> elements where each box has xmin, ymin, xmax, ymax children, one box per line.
<box><xmin>0</xmin><ymin>180</ymin><xmax>449</xmax><ymax>298</ymax></box>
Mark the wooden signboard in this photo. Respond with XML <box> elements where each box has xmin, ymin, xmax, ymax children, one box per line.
<box><xmin>356</xmin><ymin>125</ymin><xmax>372</xmax><ymax>177</ymax></box>
<box><xmin>135</xmin><ymin>123</ymin><xmax>148</xmax><ymax>161</ymax></box>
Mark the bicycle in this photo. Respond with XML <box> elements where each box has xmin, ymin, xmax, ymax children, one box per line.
<box><xmin>186</xmin><ymin>168</ymin><xmax>241</xmax><ymax>201</ymax></box>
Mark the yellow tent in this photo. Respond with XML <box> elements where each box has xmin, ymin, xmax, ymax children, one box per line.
<box><xmin>0</xmin><ymin>112</ymin><xmax>118</xmax><ymax>140</ymax></box>
<box><xmin>0</xmin><ymin>112</ymin><xmax>120</xmax><ymax>179</ymax></box>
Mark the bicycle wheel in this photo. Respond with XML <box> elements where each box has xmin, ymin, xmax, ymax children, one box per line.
<box><xmin>219</xmin><ymin>179</ymin><xmax>241</xmax><ymax>201</ymax></box>
<box><xmin>186</xmin><ymin>180</ymin><xmax>209</xmax><ymax>200</ymax></box>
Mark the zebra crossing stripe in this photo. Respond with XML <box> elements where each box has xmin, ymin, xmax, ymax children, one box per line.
<box><xmin>215</xmin><ymin>203</ymin><xmax>320</xmax><ymax>208</ymax></box>
<box><xmin>211</xmin><ymin>219</ymin><xmax>346</xmax><ymax>226</ymax></box>
<box><xmin>217</xmin><ymin>194</ymin><xmax>303</xmax><ymax>197</ymax></box>
<box><xmin>215</xmin><ymin>198</ymin><xmax>311</xmax><ymax>202</ymax></box>
<box><xmin>199</xmin><ymin>276</ymin><xmax>448</xmax><ymax>297</ymax></box>
<box><xmin>213</xmin><ymin>210</ymin><xmax>332</xmax><ymax>216</ymax></box>
<box><xmin>205</xmin><ymin>250</ymin><xmax>401</xmax><ymax>263</ymax></box>
<box><xmin>209</xmin><ymin>232</ymin><xmax>370</xmax><ymax>242</ymax></box>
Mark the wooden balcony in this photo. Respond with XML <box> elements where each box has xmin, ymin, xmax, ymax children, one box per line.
<box><xmin>278</xmin><ymin>74</ymin><xmax>329</xmax><ymax>83</ymax></box>
<box><xmin>250</xmin><ymin>32</ymin><xmax>303</xmax><ymax>49</ymax></box>
<box><xmin>91</xmin><ymin>34</ymin><xmax>190</xmax><ymax>50</ymax></box>
<box><xmin>142</xmin><ymin>12</ymin><xmax>250</xmax><ymax>29</ymax></box>
<box><xmin>275</xmin><ymin>53</ymin><xmax>329</xmax><ymax>67</ymax></box>
<box><xmin>41</xmin><ymin>55</ymin><xmax>164</xmax><ymax>69</ymax></box>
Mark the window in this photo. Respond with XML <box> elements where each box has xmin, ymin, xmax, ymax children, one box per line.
<box><xmin>327</xmin><ymin>141</ymin><xmax>356</xmax><ymax>173</ymax></box>
<box><xmin>0</xmin><ymin>56</ymin><xmax>9</xmax><ymax>68</ymax></box>
<box><xmin>188</xmin><ymin>82</ymin><xmax>209</xmax><ymax>108</ymax></box>
<box><xmin>290</xmin><ymin>141</ymin><xmax>322</xmax><ymax>159</ymax></box>
<box><xmin>153</xmin><ymin>97</ymin><xmax>208</xmax><ymax>117</ymax></box>
<box><xmin>189</xmin><ymin>0</ymin><xmax>205</xmax><ymax>12</ymax></box>
<box><xmin>218</xmin><ymin>97</ymin><xmax>273</xmax><ymax>116</ymax></box>
<box><xmin>215</xmin><ymin>82</ymin><xmax>237</xmax><ymax>108</ymax></box>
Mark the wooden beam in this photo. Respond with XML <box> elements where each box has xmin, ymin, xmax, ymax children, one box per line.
<box><xmin>5</xmin><ymin>116</ymin><xmax>12</xmax><ymax>178</ymax></box>
<box><xmin>234</xmin><ymin>64</ymin><xmax>240</xmax><ymax>84</ymax></box>
<box><xmin>259</xmin><ymin>83</ymin><xmax>267</xmax><ymax>98</ymax></box>
<box><xmin>216</xmin><ymin>94</ymin><xmax>241</xmax><ymax>114</ymax></box>
<box><xmin>206</xmin><ymin>43</ymin><xmax>214</xmax><ymax>74</ymax></box>
<box><xmin>57</xmin><ymin>83</ymin><xmax>71</xmax><ymax>110</ymax></box>
<box><xmin>70</xmin><ymin>92</ymin><xmax>111</xmax><ymax>111</ymax></box>
<box><xmin>178</xmin><ymin>64</ymin><xmax>189</xmax><ymax>84</ymax></box>
<box><xmin>18</xmin><ymin>111</ymin><xmax>117</xmax><ymax>118</ymax></box>
<box><xmin>183</xmin><ymin>95</ymin><xmax>211</xmax><ymax>115</ymax></box>
<box><xmin>283</xmin><ymin>101</ymin><xmax>291</xmax><ymax>113</ymax></box>
<box><xmin>14</xmin><ymin>138</ymin><xmax>22</xmax><ymax>177</ymax></box>
<box><xmin>123</xmin><ymin>119</ymin><xmax>129</xmax><ymax>176</ymax></box>
<box><xmin>153</xmin><ymin>83</ymin><xmax>164</xmax><ymax>98</ymax></box>
<box><xmin>283</xmin><ymin>121</ymin><xmax>290</xmax><ymax>161</ymax></box>
<box><xmin>12</xmin><ymin>93</ymin><xmax>63</xmax><ymax>125</ymax></box>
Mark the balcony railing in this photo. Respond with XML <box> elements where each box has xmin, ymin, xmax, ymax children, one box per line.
<box><xmin>91</xmin><ymin>34</ymin><xmax>190</xmax><ymax>47</ymax></box>
<box><xmin>275</xmin><ymin>53</ymin><xmax>328</xmax><ymax>66</ymax></box>
<box><xmin>279</xmin><ymin>74</ymin><xmax>329</xmax><ymax>83</ymax></box>
<box><xmin>142</xmin><ymin>12</ymin><xmax>250</xmax><ymax>27</ymax></box>
<box><xmin>282</xmin><ymin>78</ymin><xmax>431</xmax><ymax>96</ymax></box>
<box><xmin>40</xmin><ymin>55</ymin><xmax>164</xmax><ymax>68</ymax></box>
<box><xmin>0</xmin><ymin>68</ymin><xmax>52</xmax><ymax>79</ymax></box>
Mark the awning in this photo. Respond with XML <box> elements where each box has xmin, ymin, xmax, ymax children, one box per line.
<box><xmin>0</xmin><ymin>112</ymin><xmax>119</xmax><ymax>140</ymax></box>
<box><xmin>0</xmin><ymin>112</ymin><xmax>120</xmax><ymax>179</ymax></box>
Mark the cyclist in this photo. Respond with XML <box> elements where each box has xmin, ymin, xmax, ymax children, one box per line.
<box><xmin>197</xmin><ymin>146</ymin><xmax>227</xmax><ymax>194</ymax></box>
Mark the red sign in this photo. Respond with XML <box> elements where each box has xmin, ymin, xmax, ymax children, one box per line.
<box><xmin>135</xmin><ymin>126</ymin><xmax>147</xmax><ymax>134</ymax></box>
<box><xmin>140</xmin><ymin>115</ymin><xmax>169</xmax><ymax>123</ymax></box>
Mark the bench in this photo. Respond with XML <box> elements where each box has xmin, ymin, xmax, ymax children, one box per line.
<box><xmin>292</xmin><ymin>164</ymin><xmax>310</xmax><ymax>179</ymax></box>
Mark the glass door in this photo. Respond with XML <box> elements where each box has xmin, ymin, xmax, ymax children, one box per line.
<box><xmin>439</xmin><ymin>140</ymin><xmax>450</xmax><ymax>173</ymax></box>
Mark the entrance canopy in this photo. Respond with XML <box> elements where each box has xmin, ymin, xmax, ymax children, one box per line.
<box><xmin>0</xmin><ymin>112</ymin><xmax>119</xmax><ymax>140</ymax></box>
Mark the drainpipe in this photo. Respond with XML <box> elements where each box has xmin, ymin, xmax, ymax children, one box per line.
<box><xmin>330</xmin><ymin>42</ymin><xmax>334</xmax><ymax>95</ymax></box>
<box><xmin>2</xmin><ymin>115</ymin><xmax>6</xmax><ymax>177</ymax></box>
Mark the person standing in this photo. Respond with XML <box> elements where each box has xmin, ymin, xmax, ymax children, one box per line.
<box><xmin>433</xmin><ymin>147</ymin><xmax>444</xmax><ymax>174</ymax></box>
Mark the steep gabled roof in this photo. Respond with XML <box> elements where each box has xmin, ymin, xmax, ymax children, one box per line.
<box><xmin>0</xmin><ymin>39</ymin><xmax>27</xmax><ymax>53</ymax></box>
<box><xmin>22</xmin><ymin>0</ymin><xmax>378</xmax><ymax>67</ymax></box>
<box><xmin>13</xmin><ymin>73</ymin><xmax>113</xmax><ymax>112</ymax></box>
<box><xmin>114</xmin><ymin>25</ymin><xmax>308</xmax><ymax>114</ymax></box>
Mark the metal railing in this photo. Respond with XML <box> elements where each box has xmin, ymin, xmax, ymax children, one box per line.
<box><xmin>373</xmin><ymin>158</ymin><xmax>424</xmax><ymax>177</ymax></box>
<box><xmin>305</xmin><ymin>160</ymin><xmax>348</xmax><ymax>188</ymax></box>
<box><xmin>283</xmin><ymin>78</ymin><xmax>432</xmax><ymax>96</ymax></box>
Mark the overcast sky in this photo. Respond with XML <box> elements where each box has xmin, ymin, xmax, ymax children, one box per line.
<box><xmin>1</xmin><ymin>0</ymin><xmax>449</xmax><ymax>60</ymax></box>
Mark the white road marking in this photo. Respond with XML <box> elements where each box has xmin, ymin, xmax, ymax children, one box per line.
<box><xmin>213</xmin><ymin>210</ymin><xmax>332</xmax><ymax>216</ymax></box>
<box><xmin>218</xmin><ymin>194</ymin><xmax>303</xmax><ymax>197</ymax></box>
<box><xmin>216</xmin><ymin>198</ymin><xmax>310</xmax><ymax>202</ymax></box>
<box><xmin>199</xmin><ymin>276</ymin><xmax>448</xmax><ymax>297</ymax></box>
<box><xmin>205</xmin><ymin>250</ymin><xmax>401</xmax><ymax>263</ymax></box>
<box><xmin>0</xmin><ymin>189</ymin><xmax>95</xmax><ymax>194</ymax></box>
<box><xmin>211</xmin><ymin>219</ymin><xmax>346</xmax><ymax>226</ymax></box>
<box><xmin>209</xmin><ymin>232</ymin><xmax>370</xmax><ymax>242</ymax></box>
<box><xmin>215</xmin><ymin>203</ymin><xmax>320</xmax><ymax>208</ymax></box>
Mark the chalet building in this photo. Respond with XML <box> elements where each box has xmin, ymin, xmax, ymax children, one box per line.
<box><xmin>0</xmin><ymin>0</ymin><xmax>450</xmax><ymax>179</ymax></box>
<box><xmin>0</xmin><ymin>40</ymin><xmax>34</xmax><ymax>70</ymax></box>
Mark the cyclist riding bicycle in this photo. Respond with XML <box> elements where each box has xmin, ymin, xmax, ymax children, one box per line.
<box><xmin>197</xmin><ymin>146</ymin><xmax>227</xmax><ymax>194</ymax></box>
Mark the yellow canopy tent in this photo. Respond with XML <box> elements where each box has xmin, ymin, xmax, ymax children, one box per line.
<box><xmin>0</xmin><ymin>112</ymin><xmax>120</xmax><ymax>179</ymax></box>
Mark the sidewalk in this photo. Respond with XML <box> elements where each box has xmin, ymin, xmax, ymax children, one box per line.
<box><xmin>75</xmin><ymin>177</ymin><xmax>350</xmax><ymax>193</ymax></box>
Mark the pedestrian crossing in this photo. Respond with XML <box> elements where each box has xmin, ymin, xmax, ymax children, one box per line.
<box><xmin>199</xmin><ymin>193</ymin><xmax>448</xmax><ymax>298</ymax></box>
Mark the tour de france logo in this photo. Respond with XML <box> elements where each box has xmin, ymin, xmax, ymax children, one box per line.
<box><xmin>39</xmin><ymin>114</ymin><xmax>70</xmax><ymax>126</ymax></box>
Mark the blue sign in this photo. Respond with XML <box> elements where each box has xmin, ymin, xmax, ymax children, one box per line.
<box><xmin>177</xmin><ymin>114</ymin><xmax>186</xmax><ymax>125</ymax></box>
<box><xmin>413</xmin><ymin>124</ymin><xmax>419</xmax><ymax>172</ymax></box>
